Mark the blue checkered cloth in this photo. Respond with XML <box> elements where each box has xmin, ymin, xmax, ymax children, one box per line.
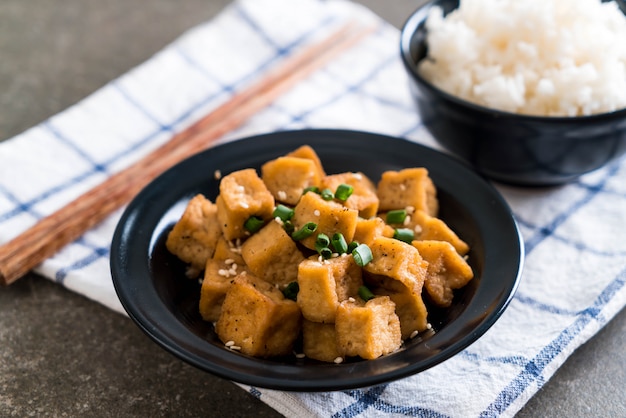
<box><xmin>1</xmin><ymin>0</ymin><xmax>625</xmax><ymax>416</ymax></box>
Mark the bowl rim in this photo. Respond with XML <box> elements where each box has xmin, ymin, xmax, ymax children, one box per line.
<box><xmin>110</xmin><ymin>129</ymin><xmax>525</xmax><ymax>391</ymax></box>
<box><xmin>399</xmin><ymin>0</ymin><xmax>626</xmax><ymax>122</ymax></box>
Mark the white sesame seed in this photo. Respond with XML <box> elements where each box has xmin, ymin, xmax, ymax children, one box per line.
<box><xmin>314</xmin><ymin>209</ymin><xmax>321</xmax><ymax>216</ymax></box>
<box><xmin>214</xmin><ymin>170</ymin><xmax>222</xmax><ymax>180</ymax></box>
<box><xmin>224</xmin><ymin>258</ymin><xmax>235</xmax><ymax>265</ymax></box>
<box><xmin>218</xmin><ymin>269</ymin><xmax>229</xmax><ymax>277</ymax></box>
<box><xmin>353</xmin><ymin>173</ymin><xmax>363</xmax><ymax>180</ymax></box>
<box><xmin>426</xmin><ymin>323</ymin><xmax>432</xmax><ymax>330</ymax></box>
<box><xmin>405</xmin><ymin>205</ymin><xmax>415</xmax><ymax>214</ymax></box>
<box><xmin>274</xmin><ymin>217</ymin><xmax>284</xmax><ymax>225</ymax></box>
<box><xmin>295</xmin><ymin>353</ymin><xmax>306</xmax><ymax>359</ymax></box>
<box><xmin>403</xmin><ymin>215</ymin><xmax>411</xmax><ymax>226</ymax></box>
<box><xmin>240</xmin><ymin>201</ymin><xmax>249</xmax><ymax>209</ymax></box>
<box><xmin>348</xmin><ymin>297</ymin><xmax>356</xmax><ymax>303</ymax></box>
<box><xmin>230</xmin><ymin>345</ymin><xmax>241</xmax><ymax>351</ymax></box>
<box><xmin>277</xmin><ymin>190</ymin><xmax>287</xmax><ymax>200</ymax></box>
<box><xmin>225</xmin><ymin>340</ymin><xmax>235</xmax><ymax>347</ymax></box>
<box><xmin>414</xmin><ymin>224</ymin><xmax>423</xmax><ymax>234</ymax></box>
<box><xmin>333</xmin><ymin>357</ymin><xmax>344</xmax><ymax>364</ymax></box>
<box><xmin>410</xmin><ymin>330</ymin><xmax>419</xmax><ymax>339</ymax></box>
<box><xmin>318</xmin><ymin>255</ymin><xmax>324</xmax><ymax>263</ymax></box>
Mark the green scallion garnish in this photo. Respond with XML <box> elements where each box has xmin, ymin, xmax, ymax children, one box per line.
<box><xmin>302</xmin><ymin>186</ymin><xmax>320</xmax><ymax>195</ymax></box>
<box><xmin>352</xmin><ymin>243</ymin><xmax>373</xmax><ymax>267</ymax></box>
<box><xmin>334</xmin><ymin>184</ymin><xmax>354</xmax><ymax>201</ymax></box>
<box><xmin>291</xmin><ymin>222</ymin><xmax>318</xmax><ymax>240</ymax></box>
<box><xmin>347</xmin><ymin>241</ymin><xmax>359</xmax><ymax>253</ymax></box>
<box><xmin>316</xmin><ymin>244</ymin><xmax>333</xmax><ymax>259</ymax></box>
<box><xmin>273</xmin><ymin>204</ymin><xmax>294</xmax><ymax>222</ymax></box>
<box><xmin>283</xmin><ymin>220</ymin><xmax>295</xmax><ymax>235</ymax></box>
<box><xmin>244</xmin><ymin>216</ymin><xmax>265</xmax><ymax>233</ymax></box>
<box><xmin>282</xmin><ymin>282</ymin><xmax>299</xmax><ymax>301</ymax></box>
<box><xmin>320</xmin><ymin>188</ymin><xmax>334</xmax><ymax>201</ymax></box>
<box><xmin>393</xmin><ymin>228</ymin><xmax>415</xmax><ymax>243</ymax></box>
<box><xmin>331</xmin><ymin>232</ymin><xmax>348</xmax><ymax>254</ymax></box>
<box><xmin>358</xmin><ymin>285</ymin><xmax>375</xmax><ymax>302</ymax></box>
<box><xmin>386</xmin><ymin>209</ymin><xmax>407</xmax><ymax>224</ymax></box>
<box><xmin>316</xmin><ymin>233</ymin><xmax>330</xmax><ymax>248</ymax></box>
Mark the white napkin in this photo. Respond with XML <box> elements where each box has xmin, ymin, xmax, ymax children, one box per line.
<box><xmin>1</xmin><ymin>0</ymin><xmax>625</xmax><ymax>417</ymax></box>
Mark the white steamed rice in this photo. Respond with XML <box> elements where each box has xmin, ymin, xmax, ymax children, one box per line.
<box><xmin>417</xmin><ymin>0</ymin><xmax>626</xmax><ymax>116</ymax></box>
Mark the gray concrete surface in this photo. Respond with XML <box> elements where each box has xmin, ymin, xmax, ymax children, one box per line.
<box><xmin>1</xmin><ymin>0</ymin><xmax>624</xmax><ymax>416</ymax></box>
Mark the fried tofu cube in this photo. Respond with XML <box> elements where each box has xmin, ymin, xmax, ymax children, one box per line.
<box><xmin>262</xmin><ymin>156</ymin><xmax>322</xmax><ymax>205</ymax></box>
<box><xmin>297</xmin><ymin>255</ymin><xmax>362</xmax><ymax>323</ymax></box>
<box><xmin>353</xmin><ymin>217</ymin><xmax>394</xmax><ymax>246</ymax></box>
<box><xmin>335</xmin><ymin>297</ymin><xmax>401</xmax><ymax>359</ymax></box>
<box><xmin>302</xmin><ymin>320</ymin><xmax>343</xmax><ymax>363</ymax></box>
<box><xmin>291</xmin><ymin>191</ymin><xmax>358</xmax><ymax>251</ymax></box>
<box><xmin>165</xmin><ymin>194</ymin><xmax>222</xmax><ymax>275</ymax></box>
<box><xmin>374</xmin><ymin>285</ymin><xmax>429</xmax><ymax>339</ymax></box>
<box><xmin>376</xmin><ymin>168</ymin><xmax>438</xmax><ymax>217</ymax></box>
<box><xmin>198</xmin><ymin>264</ymin><xmax>237</xmax><ymax>322</ymax></box>
<box><xmin>410</xmin><ymin>210</ymin><xmax>470</xmax><ymax>255</ymax></box>
<box><xmin>241</xmin><ymin>220</ymin><xmax>305</xmax><ymax>287</ymax></box>
<box><xmin>286</xmin><ymin>145</ymin><xmax>326</xmax><ymax>178</ymax></box>
<box><xmin>215</xmin><ymin>275</ymin><xmax>301</xmax><ymax>357</ymax></box>
<box><xmin>363</xmin><ymin>236</ymin><xmax>428</xmax><ymax>295</ymax></box>
<box><xmin>413</xmin><ymin>240</ymin><xmax>474</xmax><ymax>307</ymax></box>
<box><xmin>212</xmin><ymin>236</ymin><xmax>245</xmax><ymax>265</ymax></box>
<box><xmin>320</xmin><ymin>172</ymin><xmax>379</xmax><ymax>218</ymax></box>
<box><xmin>216</xmin><ymin>169</ymin><xmax>274</xmax><ymax>240</ymax></box>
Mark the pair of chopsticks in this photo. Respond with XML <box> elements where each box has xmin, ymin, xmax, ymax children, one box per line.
<box><xmin>0</xmin><ymin>21</ymin><xmax>375</xmax><ymax>286</ymax></box>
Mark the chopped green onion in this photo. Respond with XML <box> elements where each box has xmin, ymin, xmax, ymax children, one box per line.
<box><xmin>316</xmin><ymin>244</ymin><xmax>333</xmax><ymax>259</ymax></box>
<box><xmin>316</xmin><ymin>233</ymin><xmax>330</xmax><ymax>248</ymax></box>
<box><xmin>273</xmin><ymin>204</ymin><xmax>294</xmax><ymax>221</ymax></box>
<box><xmin>331</xmin><ymin>233</ymin><xmax>348</xmax><ymax>254</ymax></box>
<box><xmin>386</xmin><ymin>209</ymin><xmax>407</xmax><ymax>224</ymax></box>
<box><xmin>302</xmin><ymin>186</ymin><xmax>320</xmax><ymax>195</ymax></box>
<box><xmin>358</xmin><ymin>285</ymin><xmax>375</xmax><ymax>302</ymax></box>
<box><xmin>291</xmin><ymin>222</ymin><xmax>318</xmax><ymax>240</ymax></box>
<box><xmin>283</xmin><ymin>220</ymin><xmax>295</xmax><ymax>235</ymax></box>
<box><xmin>244</xmin><ymin>216</ymin><xmax>265</xmax><ymax>233</ymax></box>
<box><xmin>352</xmin><ymin>243</ymin><xmax>373</xmax><ymax>267</ymax></box>
<box><xmin>282</xmin><ymin>282</ymin><xmax>299</xmax><ymax>301</ymax></box>
<box><xmin>394</xmin><ymin>228</ymin><xmax>415</xmax><ymax>243</ymax></box>
<box><xmin>320</xmin><ymin>188</ymin><xmax>334</xmax><ymax>201</ymax></box>
<box><xmin>335</xmin><ymin>184</ymin><xmax>354</xmax><ymax>201</ymax></box>
<box><xmin>347</xmin><ymin>241</ymin><xmax>359</xmax><ymax>253</ymax></box>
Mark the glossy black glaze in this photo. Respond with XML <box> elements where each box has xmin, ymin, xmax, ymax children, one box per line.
<box><xmin>110</xmin><ymin>130</ymin><xmax>523</xmax><ymax>391</ymax></box>
<box><xmin>400</xmin><ymin>0</ymin><xmax>626</xmax><ymax>186</ymax></box>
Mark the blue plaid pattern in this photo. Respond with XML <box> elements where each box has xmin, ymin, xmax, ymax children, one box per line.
<box><xmin>1</xmin><ymin>0</ymin><xmax>625</xmax><ymax>417</ymax></box>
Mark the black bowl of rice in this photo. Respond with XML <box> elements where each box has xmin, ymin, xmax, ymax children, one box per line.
<box><xmin>401</xmin><ymin>0</ymin><xmax>626</xmax><ymax>186</ymax></box>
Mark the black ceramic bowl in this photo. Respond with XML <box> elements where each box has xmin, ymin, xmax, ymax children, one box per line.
<box><xmin>400</xmin><ymin>0</ymin><xmax>626</xmax><ymax>186</ymax></box>
<box><xmin>111</xmin><ymin>129</ymin><xmax>523</xmax><ymax>391</ymax></box>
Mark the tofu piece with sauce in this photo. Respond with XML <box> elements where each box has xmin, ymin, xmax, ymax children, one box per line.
<box><xmin>297</xmin><ymin>255</ymin><xmax>362</xmax><ymax>323</ymax></box>
<box><xmin>165</xmin><ymin>194</ymin><xmax>222</xmax><ymax>276</ymax></box>
<box><xmin>320</xmin><ymin>172</ymin><xmax>379</xmax><ymax>218</ymax></box>
<box><xmin>363</xmin><ymin>236</ymin><xmax>430</xmax><ymax>338</ymax></box>
<box><xmin>215</xmin><ymin>274</ymin><xmax>301</xmax><ymax>357</ymax></box>
<box><xmin>410</xmin><ymin>210</ymin><xmax>470</xmax><ymax>256</ymax></box>
<box><xmin>291</xmin><ymin>191</ymin><xmax>359</xmax><ymax>251</ymax></box>
<box><xmin>413</xmin><ymin>240</ymin><xmax>474</xmax><ymax>307</ymax></box>
<box><xmin>241</xmin><ymin>220</ymin><xmax>305</xmax><ymax>287</ymax></box>
<box><xmin>215</xmin><ymin>169</ymin><xmax>275</xmax><ymax>241</ymax></box>
<box><xmin>376</xmin><ymin>168</ymin><xmax>438</xmax><ymax>217</ymax></box>
<box><xmin>302</xmin><ymin>320</ymin><xmax>344</xmax><ymax>363</ymax></box>
<box><xmin>353</xmin><ymin>217</ymin><xmax>394</xmax><ymax>246</ymax></box>
<box><xmin>335</xmin><ymin>296</ymin><xmax>401</xmax><ymax>360</ymax></box>
<box><xmin>198</xmin><ymin>237</ymin><xmax>248</xmax><ymax>322</ymax></box>
<box><xmin>262</xmin><ymin>156</ymin><xmax>322</xmax><ymax>205</ymax></box>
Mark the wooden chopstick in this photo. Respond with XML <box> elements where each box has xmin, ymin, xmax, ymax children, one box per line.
<box><xmin>0</xmin><ymin>21</ymin><xmax>375</xmax><ymax>286</ymax></box>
